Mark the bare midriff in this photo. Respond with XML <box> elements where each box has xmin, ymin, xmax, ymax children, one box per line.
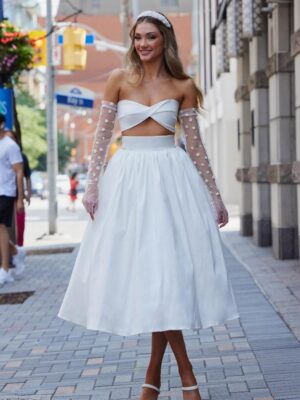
<box><xmin>121</xmin><ymin>118</ymin><xmax>175</xmax><ymax>137</ymax></box>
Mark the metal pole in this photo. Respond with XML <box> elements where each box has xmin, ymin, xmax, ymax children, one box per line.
<box><xmin>132</xmin><ymin>0</ymin><xmax>139</xmax><ymax>19</ymax></box>
<box><xmin>46</xmin><ymin>0</ymin><xmax>58</xmax><ymax>234</ymax></box>
<box><xmin>120</xmin><ymin>0</ymin><xmax>130</xmax><ymax>48</ymax></box>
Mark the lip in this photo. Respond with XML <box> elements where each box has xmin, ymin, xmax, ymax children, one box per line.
<box><xmin>138</xmin><ymin>50</ymin><xmax>152</xmax><ymax>55</ymax></box>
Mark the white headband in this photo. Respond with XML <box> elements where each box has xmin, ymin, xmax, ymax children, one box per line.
<box><xmin>136</xmin><ymin>10</ymin><xmax>171</xmax><ymax>28</ymax></box>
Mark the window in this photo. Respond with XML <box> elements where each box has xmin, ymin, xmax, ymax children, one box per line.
<box><xmin>161</xmin><ymin>0</ymin><xmax>179</xmax><ymax>7</ymax></box>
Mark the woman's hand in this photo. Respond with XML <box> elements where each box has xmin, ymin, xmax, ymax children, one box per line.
<box><xmin>213</xmin><ymin>196</ymin><xmax>229</xmax><ymax>228</ymax></box>
<box><xmin>82</xmin><ymin>191</ymin><xmax>98</xmax><ymax>220</ymax></box>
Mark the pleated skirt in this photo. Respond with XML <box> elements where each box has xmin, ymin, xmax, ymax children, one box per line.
<box><xmin>58</xmin><ymin>135</ymin><xmax>239</xmax><ymax>336</ymax></box>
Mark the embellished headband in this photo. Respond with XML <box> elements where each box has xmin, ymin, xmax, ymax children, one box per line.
<box><xmin>136</xmin><ymin>10</ymin><xmax>171</xmax><ymax>28</ymax></box>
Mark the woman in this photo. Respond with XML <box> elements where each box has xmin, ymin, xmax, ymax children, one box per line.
<box><xmin>68</xmin><ymin>172</ymin><xmax>79</xmax><ymax>212</ymax></box>
<box><xmin>58</xmin><ymin>11</ymin><xmax>239</xmax><ymax>400</ymax></box>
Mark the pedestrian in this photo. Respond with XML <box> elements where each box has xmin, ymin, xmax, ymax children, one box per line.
<box><xmin>0</xmin><ymin>114</ymin><xmax>26</xmax><ymax>286</ymax></box>
<box><xmin>58</xmin><ymin>11</ymin><xmax>239</xmax><ymax>400</ymax></box>
<box><xmin>5</xmin><ymin>130</ymin><xmax>32</xmax><ymax>247</ymax></box>
<box><xmin>68</xmin><ymin>172</ymin><xmax>79</xmax><ymax>212</ymax></box>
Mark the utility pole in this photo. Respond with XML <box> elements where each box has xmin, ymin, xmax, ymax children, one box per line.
<box><xmin>132</xmin><ymin>0</ymin><xmax>139</xmax><ymax>19</ymax></box>
<box><xmin>120</xmin><ymin>0</ymin><xmax>130</xmax><ymax>48</ymax></box>
<box><xmin>46</xmin><ymin>0</ymin><xmax>58</xmax><ymax>234</ymax></box>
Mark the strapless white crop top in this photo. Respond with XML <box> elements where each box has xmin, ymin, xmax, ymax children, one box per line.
<box><xmin>117</xmin><ymin>99</ymin><xmax>179</xmax><ymax>133</ymax></box>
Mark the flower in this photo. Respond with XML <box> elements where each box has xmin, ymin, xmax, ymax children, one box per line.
<box><xmin>0</xmin><ymin>21</ymin><xmax>35</xmax><ymax>86</ymax></box>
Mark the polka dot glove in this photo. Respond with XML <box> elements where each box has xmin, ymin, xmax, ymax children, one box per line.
<box><xmin>179</xmin><ymin>108</ymin><xmax>228</xmax><ymax>226</ymax></box>
<box><xmin>82</xmin><ymin>101</ymin><xmax>117</xmax><ymax>217</ymax></box>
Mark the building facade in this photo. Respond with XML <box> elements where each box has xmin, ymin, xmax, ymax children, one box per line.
<box><xmin>196</xmin><ymin>0</ymin><xmax>300</xmax><ymax>260</ymax></box>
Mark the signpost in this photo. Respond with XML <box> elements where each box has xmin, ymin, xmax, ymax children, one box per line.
<box><xmin>0</xmin><ymin>88</ymin><xmax>13</xmax><ymax>129</ymax></box>
<box><xmin>56</xmin><ymin>86</ymin><xmax>95</xmax><ymax>109</ymax></box>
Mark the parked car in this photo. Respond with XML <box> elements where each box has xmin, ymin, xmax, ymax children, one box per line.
<box><xmin>31</xmin><ymin>171</ymin><xmax>46</xmax><ymax>199</ymax></box>
<box><xmin>56</xmin><ymin>174</ymin><xmax>70</xmax><ymax>194</ymax></box>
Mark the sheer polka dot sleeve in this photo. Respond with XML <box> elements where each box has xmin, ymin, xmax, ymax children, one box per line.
<box><xmin>179</xmin><ymin>108</ymin><xmax>228</xmax><ymax>223</ymax></box>
<box><xmin>82</xmin><ymin>100</ymin><xmax>117</xmax><ymax>216</ymax></box>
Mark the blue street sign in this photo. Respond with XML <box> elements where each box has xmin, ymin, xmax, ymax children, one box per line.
<box><xmin>0</xmin><ymin>88</ymin><xmax>13</xmax><ymax>129</ymax></box>
<box><xmin>57</xmin><ymin>33</ymin><xmax>94</xmax><ymax>45</ymax></box>
<box><xmin>56</xmin><ymin>94</ymin><xmax>94</xmax><ymax>108</ymax></box>
<box><xmin>56</xmin><ymin>86</ymin><xmax>94</xmax><ymax>109</ymax></box>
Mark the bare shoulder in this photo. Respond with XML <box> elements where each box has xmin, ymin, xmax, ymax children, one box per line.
<box><xmin>103</xmin><ymin>68</ymin><xmax>127</xmax><ymax>103</ymax></box>
<box><xmin>177</xmin><ymin>78</ymin><xmax>196</xmax><ymax>95</ymax></box>
<box><xmin>176</xmin><ymin>78</ymin><xmax>197</xmax><ymax>108</ymax></box>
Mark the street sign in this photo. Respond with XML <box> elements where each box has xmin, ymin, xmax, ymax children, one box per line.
<box><xmin>57</xmin><ymin>33</ymin><xmax>94</xmax><ymax>45</ymax></box>
<box><xmin>0</xmin><ymin>88</ymin><xmax>13</xmax><ymax>129</ymax></box>
<box><xmin>56</xmin><ymin>85</ymin><xmax>95</xmax><ymax>109</ymax></box>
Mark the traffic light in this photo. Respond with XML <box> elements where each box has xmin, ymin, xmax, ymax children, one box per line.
<box><xmin>63</xmin><ymin>27</ymin><xmax>87</xmax><ymax>71</ymax></box>
<box><xmin>29</xmin><ymin>30</ymin><xmax>47</xmax><ymax>67</ymax></box>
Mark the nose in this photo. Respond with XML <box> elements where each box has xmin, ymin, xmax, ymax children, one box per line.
<box><xmin>140</xmin><ymin>37</ymin><xmax>148</xmax><ymax>47</ymax></box>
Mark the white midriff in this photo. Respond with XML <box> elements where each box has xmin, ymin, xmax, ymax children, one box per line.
<box><xmin>117</xmin><ymin>99</ymin><xmax>179</xmax><ymax>133</ymax></box>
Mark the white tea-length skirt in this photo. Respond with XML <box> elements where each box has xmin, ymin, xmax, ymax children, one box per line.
<box><xmin>58</xmin><ymin>135</ymin><xmax>239</xmax><ymax>336</ymax></box>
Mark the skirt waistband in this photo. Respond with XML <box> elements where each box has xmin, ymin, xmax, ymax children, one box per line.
<box><xmin>121</xmin><ymin>135</ymin><xmax>176</xmax><ymax>150</ymax></box>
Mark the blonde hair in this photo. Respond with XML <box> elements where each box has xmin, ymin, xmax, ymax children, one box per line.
<box><xmin>126</xmin><ymin>12</ymin><xmax>203</xmax><ymax>109</ymax></box>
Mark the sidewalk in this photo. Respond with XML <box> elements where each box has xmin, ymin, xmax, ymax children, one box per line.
<box><xmin>0</xmin><ymin>217</ymin><xmax>300</xmax><ymax>399</ymax></box>
<box><xmin>222</xmin><ymin>206</ymin><xmax>300</xmax><ymax>343</ymax></box>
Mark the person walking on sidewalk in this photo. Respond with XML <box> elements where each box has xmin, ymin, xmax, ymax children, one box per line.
<box><xmin>67</xmin><ymin>172</ymin><xmax>79</xmax><ymax>212</ymax></box>
<box><xmin>58</xmin><ymin>11</ymin><xmax>239</xmax><ymax>400</ymax></box>
<box><xmin>0</xmin><ymin>114</ymin><xmax>26</xmax><ymax>286</ymax></box>
<box><xmin>5</xmin><ymin>130</ymin><xmax>32</xmax><ymax>247</ymax></box>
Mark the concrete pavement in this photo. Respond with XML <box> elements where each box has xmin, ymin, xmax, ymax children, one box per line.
<box><xmin>1</xmin><ymin>235</ymin><xmax>300</xmax><ymax>399</ymax></box>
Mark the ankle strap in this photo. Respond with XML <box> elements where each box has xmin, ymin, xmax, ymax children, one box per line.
<box><xmin>182</xmin><ymin>385</ymin><xmax>198</xmax><ymax>391</ymax></box>
<box><xmin>142</xmin><ymin>383</ymin><xmax>160</xmax><ymax>393</ymax></box>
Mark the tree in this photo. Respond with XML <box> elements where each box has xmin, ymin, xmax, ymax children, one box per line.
<box><xmin>57</xmin><ymin>132</ymin><xmax>78</xmax><ymax>173</ymax></box>
<box><xmin>16</xmin><ymin>91</ymin><xmax>47</xmax><ymax>169</ymax></box>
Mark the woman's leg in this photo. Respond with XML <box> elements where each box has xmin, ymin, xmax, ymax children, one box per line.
<box><xmin>164</xmin><ymin>330</ymin><xmax>201</xmax><ymax>399</ymax></box>
<box><xmin>140</xmin><ymin>332</ymin><xmax>168</xmax><ymax>399</ymax></box>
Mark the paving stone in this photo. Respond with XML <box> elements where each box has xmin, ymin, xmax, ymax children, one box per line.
<box><xmin>1</xmin><ymin>245</ymin><xmax>300</xmax><ymax>400</ymax></box>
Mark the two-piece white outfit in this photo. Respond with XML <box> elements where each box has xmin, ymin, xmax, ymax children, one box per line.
<box><xmin>58</xmin><ymin>98</ymin><xmax>239</xmax><ymax>336</ymax></box>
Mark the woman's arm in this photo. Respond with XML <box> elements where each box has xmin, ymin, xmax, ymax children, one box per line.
<box><xmin>179</xmin><ymin>79</ymin><xmax>228</xmax><ymax>227</ymax></box>
<box><xmin>82</xmin><ymin>69</ymin><xmax>123</xmax><ymax>219</ymax></box>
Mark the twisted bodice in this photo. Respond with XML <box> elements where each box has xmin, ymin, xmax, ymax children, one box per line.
<box><xmin>117</xmin><ymin>99</ymin><xmax>179</xmax><ymax>133</ymax></box>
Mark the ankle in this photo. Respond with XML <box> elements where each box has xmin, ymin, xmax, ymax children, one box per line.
<box><xmin>178</xmin><ymin>362</ymin><xmax>193</xmax><ymax>377</ymax></box>
<box><xmin>145</xmin><ymin>366</ymin><xmax>161</xmax><ymax>387</ymax></box>
<box><xmin>178</xmin><ymin>364</ymin><xmax>197</xmax><ymax>387</ymax></box>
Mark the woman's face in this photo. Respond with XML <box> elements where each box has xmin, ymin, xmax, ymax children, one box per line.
<box><xmin>134</xmin><ymin>21</ymin><xmax>164</xmax><ymax>62</ymax></box>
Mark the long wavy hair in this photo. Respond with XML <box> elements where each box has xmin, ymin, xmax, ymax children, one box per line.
<box><xmin>126</xmin><ymin>12</ymin><xmax>203</xmax><ymax>109</ymax></box>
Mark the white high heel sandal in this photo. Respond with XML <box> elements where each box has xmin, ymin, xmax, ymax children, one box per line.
<box><xmin>142</xmin><ymin>383</ymin><xmax>160</xmax><ymax>393</ymax></box>
<box><xmin>182</xmin><ymin>385</ymin><xmax>198</xmax><ymax>391</ymax></box>
<box><xmin>182</xmin><ymin>385</ymin><xmax>201</xmax><ymax>398</ymax></box>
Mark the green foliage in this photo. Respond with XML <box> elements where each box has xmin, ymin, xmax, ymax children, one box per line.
<box><xmin>0</xmin><ymin>21</ymin><xmax>35</xmax><ymax>86</ymax></box>
<box><xmin>16</xmin><ymin>90</ymin><xmax>37</xmax><ymax>108</ymax></box>
<box><xmin>36</xmin><ymin>132</ymin><xmax>78</xmax><ymax>172</ymax></box>
<box><xmin>15</xmin><ymin>91</ymin><xmax>47</xmax><ymax>170</ymax></box>
<box><xmin>16</xmin><ymin>91</ymin><xmax>77</xmax><ymax>172</ymax></box>
<box><xmin>17</xmin><ymin>104</ymin><xmax>47</xmax><ymax>170</ymax></box>
<box><xmin>58</xmin><ymin>132</ymin><xmax>78</xmax><ymax>173</ymax></box>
